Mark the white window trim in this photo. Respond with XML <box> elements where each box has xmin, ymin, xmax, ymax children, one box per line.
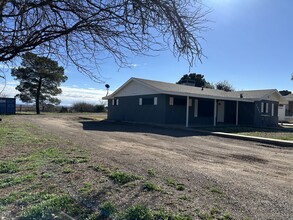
<box><xmin>154</xmin><ymin>97</ymin><xmax>158</xmax><ymax>105</ymax></box>
<box><xmin>261</xmin><ymin>102</ymin><xmax>264</xmax><ymax>113</ymax></box>
<box><xmin>169</xmin><ymin>97</ymin><xmax>174</xmax><ymax>106</ymax></box>
<box><xmin>189</xmin><ymin>98</ymin><xmax>192</xmax><ymax>107</ymax></box>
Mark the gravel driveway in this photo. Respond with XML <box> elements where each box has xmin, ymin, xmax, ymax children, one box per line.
<box><xmin>21</xmin><ymin>114</ymin><xmax>293</xmax><ymax>219</ymax></box>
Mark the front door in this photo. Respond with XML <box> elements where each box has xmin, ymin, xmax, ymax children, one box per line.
<box><xmin>217</xmin><ymin>101</ymin><xmax>225</xmax><ymax>123</ymax></box>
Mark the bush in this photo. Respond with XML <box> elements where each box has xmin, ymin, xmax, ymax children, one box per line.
<box><xmin>71</xmin><ymin>102</ymin><xmax>105</xmax><ymax>113</ymax></box>
<box><xmin>71</xmin><ymin>102</ymin><xmax>96</xmax><ymax>112</ymax></box>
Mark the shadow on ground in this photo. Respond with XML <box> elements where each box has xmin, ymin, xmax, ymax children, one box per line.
<box><xmin>80</xmin><ymin>120</ymin><xmax>208</xmax><ymax>138</ymax></box>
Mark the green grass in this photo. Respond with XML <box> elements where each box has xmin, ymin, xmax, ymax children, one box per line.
<box><xmin>109</xmin><ymin>171</ymin><xmax>141</xmax><ymax>185</ymax></box>
<box><xmin>79</xmin><ymin>182</ymin><xmax>93</xmax><ymax>193</ymax></box>
<box><xmin>165</xmin><ymin>178</ymin><xmax>185</xmax><ymax>191</ymax></box>
<box><xmin>147</xmin><ymin>168</ymin><xmax>157</xmax><ymax>177</ymax></box>
<box><xmin>19</xmin><ymin>194</ymin><xmax>89</xmax><ymax>219</ymax></box>
<box><xmin>0</xmin><ymin>161</ymin><xmax>19</xmax><ymax>173</ymax></box>
<box><xmin>210</xmin><ymin>187</ymin><xmax>224</xmax><ymax>195</ymax></box>
<box><xmin>0</xmin><ymin>174</ymin><xmax>36</xmax><ymax>188</ymax></box>
<box><xmin>196</xmin><ymin>207</ymin><xmax>233</xmax><ymax>220</ymax></box>
<box><xmin>204</xmin><ymin>126</ymin><xmax>293</xmax><ymax>141</ymax></box>
<box><xmin>142</xmin><ymin>182</ymin><xmax>162</xmax><ymax>192</ymax></box>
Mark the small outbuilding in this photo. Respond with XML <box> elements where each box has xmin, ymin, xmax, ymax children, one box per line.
<box><xmin>103</xmin><ymin>78</ymin><xmax>287</xmax><ymax>127</ymax></box>
<box><xmin>0</xmin><ymin>98</ymin><xmax>16</xmax><ymax>115</ymax></box>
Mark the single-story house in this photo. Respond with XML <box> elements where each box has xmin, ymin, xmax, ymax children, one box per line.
<box><xmin>0</xmin><ymin>98</ymin><xmax>16</xmax><ymax>115</ymax></box>
<box><xmin>278</xmin><ymin>93</ymin><xmax>293</xmax><ymax>121</ymax></box>
<box><xmin>103</xmin><ymin>78</ymin><xmax>288</xmax><ymax>127</ymax></box>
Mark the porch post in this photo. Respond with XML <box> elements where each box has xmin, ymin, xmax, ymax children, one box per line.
<box><xmin>236</xmin><ymin>101</ymin><xmax>239</xmax><ymax>126</ymax></box>
<box><xmin>214</xmin><ymin>99</ymin><xmax>217</xmax><ymax>126</ymax></box>
<box><xmin>186</xmin><ymin>96</ymin><xmax>189</xmax><ymax>127</ymax></box>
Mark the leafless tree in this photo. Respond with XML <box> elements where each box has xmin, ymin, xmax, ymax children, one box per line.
<box><xmin>0</xmin><ymin>0</ymin><xmax>209</xmax><ymax>81</ymax></box>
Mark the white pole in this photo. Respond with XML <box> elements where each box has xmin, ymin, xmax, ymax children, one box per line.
<box><xmin>236</xmin><ymin>101</ymin><xmax>239</xmax><ymax>126</ymax></box>
<box><xmin>186</xmin><ymin>96</ymin><xmax>189</xmax><ymax>127</ymax></box>
<box><xmin>214</xmin><ymin>99</ymin><xmax>217</xmax><ymax>126</ymax></box>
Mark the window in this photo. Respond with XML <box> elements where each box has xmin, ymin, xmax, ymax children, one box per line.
<box><xmin>265</xmin><ymin>103</ymin><xmax>269</xmax><ymax>113</ymax></box>
<box><xmin>261</xmin><ymin>102</ymin><xmax>264</xmax><ymax>113</ymax></box>
<box><xmin>194</xmin><ymin>99</ymin><xmax>198</xmax><ymax>117</ymax></box>
<box><xmin>189</xmin><ymin>98</ymin><xmax>192</xmax><ymax>107</ymax></box>
<box><xmin>154</xmin><ymin>97</ymin><xmax>158</xmax><ymax>105</ymax></box>
<box><xmin>169</xmin><ymin>97</ymin><xmax>174</xmax><ymax>106</ymax></box>
<box><xmin>272</xmin><ymin>103</ymin><xmax>274</xmax><ymax>116</ymax></box>
<box><xmin>139</xmin><ymin>97</ymin><xmax>157</xmax><ymax>105</ymax></box>
<box><xmin>112</xmin><ymin>99</ymin><xmax>119</xmax><ymax>106</ymax></box>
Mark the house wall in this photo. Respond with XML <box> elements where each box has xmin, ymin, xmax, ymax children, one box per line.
<box><xmin>0</xmin><ymin>98</ymin><xmax>16</xmax><ymax>115</ymax></box>
<box><xmin>164</xmin><ymin>96</ymin><xmax>215</xmax><ymax>125</ymax></box>
<box><xmin>238</xmin><ymin>102</ymin><xmax>255</xmax><ymax>126</ymax></box>
<box><xmin>254</xmin><ymin>101</ymin><xmax>279</xmax><ymax>127</ymax></box>
<box><xmin>107</xmin><ymin>94</ymin><xmax>166</xmax><ymax>124</ymax></box>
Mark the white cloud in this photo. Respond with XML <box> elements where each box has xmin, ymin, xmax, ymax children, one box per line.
<box><xmin>0</xmin><ymin>83</ymin><xmax>112</xmax><ymax>106</ymax></box>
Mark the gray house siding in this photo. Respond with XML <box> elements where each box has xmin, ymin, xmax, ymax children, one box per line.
<box><xmin>254</xmin><ymin>101</ymin><xmax>278</xmax><ymax>127</ymax></box>
<box><xmin>238</xmin><ymin>102</ymin><xmax>255</xmax><ymax>126</ymax></box>
<box><xmin>0</xmin><ymin>98</ymin><xmax>16</xmax><ymax>115</ymax></box>
<box><xmin>108</xmin><ymin>94</ymin><xmax>166</xmax><ymax>124</ymax></box>
<box><xmin>107</xmin><ymin>95</ymin><xmax>279</xmax><ymax>127</ymax></box>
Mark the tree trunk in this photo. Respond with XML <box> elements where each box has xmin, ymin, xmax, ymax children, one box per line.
<box><xmin>36</xmin><ymin>77</ymin><xmax>42</xmax><ymax>114</ymax></box>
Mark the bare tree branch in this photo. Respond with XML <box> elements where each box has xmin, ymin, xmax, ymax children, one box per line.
<box><xmin>0</xmin><ymin>0</ymin><xmax>209</xmax><ymax>81</ymax></box>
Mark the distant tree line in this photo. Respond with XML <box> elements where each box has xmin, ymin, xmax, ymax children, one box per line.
<box><xmin>177</xmin><ymin>73</ymin><xmax>234</xmax><ymax>92</ymax></box>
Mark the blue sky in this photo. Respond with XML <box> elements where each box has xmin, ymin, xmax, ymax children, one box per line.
<box><xmin>1</xmin><ymin>0</ymin><xmax>293</xmax><ymax>105</ymax></box>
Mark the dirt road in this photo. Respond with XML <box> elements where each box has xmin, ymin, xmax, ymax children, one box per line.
<box><xmin>21</xmin><ymin>114</ymin><xmax>293</xmax><ymax>219</ymax></box>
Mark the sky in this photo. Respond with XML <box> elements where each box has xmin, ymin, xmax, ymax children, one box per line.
<box><xmin>1</xmin><ymin>0</ymin><xmax>293</xmax><ymax>106</ymax></box>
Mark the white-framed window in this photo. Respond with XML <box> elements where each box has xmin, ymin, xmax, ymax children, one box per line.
<box><xmin>194</xmin><ymin>99</ymin><xmax>198</xmax><ymax>117</ymax></box>
<box><xmin>139</xmin><ymin>98</ymin><xmax>142</xmax><ymax>105</ymax></box>
<box><xmin>265</xmin><ymin>103</ymin><xmax>269</xmax><ymax>113</ymax></box>
<box><xmin>112</xmin><ymin>99</ymin><xmax>119</xmax><ymax>105</ymax></box>
<box><xmin>169</xmin><ymin>97</ymin><xmax>174</xmax><ymax>106</ymax></box>
<box><xmin>154</xmin><ymin>97</ymin><xmax>158</xmax><ymax>105</ymax></box>
<box><xmin>261</xmin><ymin>102</ymin><xmax>264</xmax><ymax>113</ymax></box>
<box><xmin>189</xmin><ymin>98</ymin><xmax>192</xmax><ymax>107</ymax></box>
<box><xmin>271</xmin><ymin>103</ymin><xmax>274</xmax><ymax>116</ymax></box>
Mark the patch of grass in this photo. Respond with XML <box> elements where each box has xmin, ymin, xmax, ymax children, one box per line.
<box><xmin>52</xmin><ymin>156</ymin><xmax>89</xmax><ymax>165</ymax></box>
<box><xmin>0</xmin><ymin>174</ymin><xmax>36</xmax><ymax>188</ymax></box>
<box><xmin>121</xmin><ymin>205</ymin><xmax>192</xmax><ymax>220</ymax></box>
<box><xmin>19</xmin><ymin>194</ymin><xmax>88</xmax><ymax>220</ymax></box>
<box><xmin>79</xmin><ymin>182</ymin><xmax>93</xmax><ymax>193</ymax></box>
<box><xmin>62</xmin><ymin>167</ymin><xmax>73</xmax><ymax>174</ymax></box>
<box><xmin>0</xmin><ymin>161</ymin><xmax>19</xmax><ymax>173</ymax></box>
<box><xmin>121</xmin><ymin>205</ymin><xmax>154</xmax><ymax>220</ymax></box>
<box><xmin>154</xmin><ymin>209</ymin><xmax>192</xmax><ymax>220</ymax></box>
<box><xmin>147</xmin><ymin>168</ymin><xmax>157</xmax><ymax>177</ymax></box>
<box><xmin>196</xmin><ymin>207</ymin><xmax>233</xmax><ymax>220</ymax></box>
<box><xmin>109</xmin><ymin>171</ymin><xmax>141</xmax><ymax>185</ymax></box>
<box><xmin>93</xmin><ymin>164</ymin><xmax>111</xmax><ymax>174</ymax></box>
<box><xmin>41</xmin><ymin>172</ymin><xmax>53</xmax><ymax>178</ymax></box>
<box><xmin>165</xmin><ymin>178</ymin><xmax>185</xmax><ymax>191</ymax></box>
<box><xmin>210</xmin><ymin>187</ymin><xmax>224</xmax><ymax>195</ymax></box>
<box><xmin>99</xmin><ymin>201</ymin><xmax>117</xmax><ymax>218</ymax></box>
<box><xmin>142</xmin><ymin>181</ymin><xmax>162</xmax><ymax>192</ymax></box>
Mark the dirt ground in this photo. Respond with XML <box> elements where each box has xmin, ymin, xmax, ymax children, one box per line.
<box><xmin>5</xmin><ymin>113</ymin><xmax>293</xmax><ymax>219</ymax></box>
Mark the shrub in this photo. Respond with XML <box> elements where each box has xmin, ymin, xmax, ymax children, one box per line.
<box><xmin>71</xmin><ymin>102</ymin><xmax>96</xmax><ymax>112</ymax></box>
<box><xmin>109</xmin><ymin>171</ymin><xmax>141</xmax><ymax>185</ymax></box>
<box><xmin>122</xmin><ymin>205</ymin><xmax>153</xmax><ymax>220</ymax></box>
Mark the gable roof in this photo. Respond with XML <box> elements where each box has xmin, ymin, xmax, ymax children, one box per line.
<box><xmin>104</xmin><ymin>77</ymin><xmax>288</xmax><ymax>104</ymax></box>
